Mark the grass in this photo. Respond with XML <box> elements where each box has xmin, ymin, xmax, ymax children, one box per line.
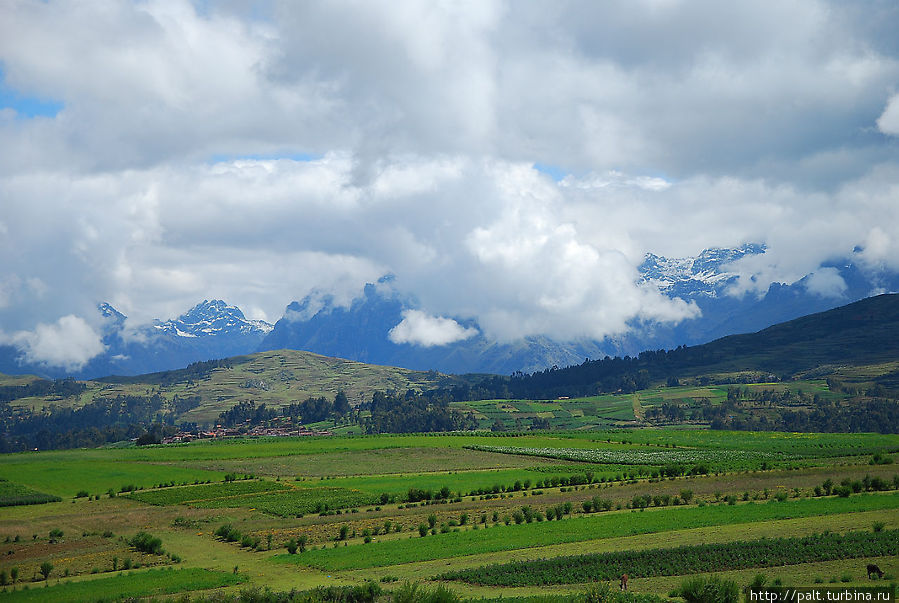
<box><xmin>0</xmin><ymin>479</ymin><xmax>61</xmax><ymax>506</ymax></box>
<box><xmin>0</xmin><ymin>459</ymin><xmax>226</xmax><ymax>498</ymax></box>
<box><xmin>0</xmin><ymin>567</ymin><xmax>245</xmax><ymax>602</ymax></box>
<box><xmin>128</xmin><ymin>480</ymin><xmax>290</xmax><ymax>506</ymax></box>
<box><xmin>286</xmin><ymin>493</ymin><xmax>899</xmax><ymax>571</ymax></box>
<box><xmin>293</xmin><ymin>466</ymin><xmax>623</xmax><ymax>498</ymax></box>
<box><xmin>192</xmin><ymin>486</ymin><xmax>376</xmax><ymax>516</ymax></box>
<box><xmin>169</xmin><ymin>446</ymin><xmax>571</xmax><ymax>478</ymax></box>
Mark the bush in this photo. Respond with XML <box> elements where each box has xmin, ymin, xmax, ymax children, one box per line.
<box><xmin>128</xmin><ymin>531</ymin><xmax>164</xmax><ymax>555</ymax></box>
<box><xmin>308</xmin><ymin>581</ymin><xmax>382</xmax><ymax>603</ymax></box>
<box><xmin>215</xmin><ymin>524</ymin><xmax>242</xmax><ymax>542</ymax></box>
<box><xmin>39</xmin><ymin>562</ymin><xmax>53</xmax><ymax>580</ymax></box>
<box><xmin>391</xmin><ymin>581</ymin><xmax>460</xmax><ymax>603</ymax></box>
<box><xmin>676</xmin><ymin>575</ymin><xmax>739</xmax><ymax>603</ymax></box>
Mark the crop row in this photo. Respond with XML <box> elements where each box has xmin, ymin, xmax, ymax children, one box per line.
<box><xmin>292</xmin><ymin>492</ymin><xmax>899</xmax><ymax>570</ymax></box>
<box><xmin>192</xmin><ymin>486</ymin><xmax>376</xmax><ymax>517</ymax></box>
<box><xmin>0</xmin><ymin>479</ymin><xmax>62</xmax><ymax>507</ymax></box>
<box><xmin>465</xmin><ymin>444</ymin><xmax>779</xmax><ymax>467</ymax></box>
<box><xmin>128</xmin><ymin>479</ymin><xmax>289</xmax><ymax>506</ymax></box>
<box><xmin>440</xmin><ymin>529</ymin><xmax>899</xmax><ymax>585</ymax></box>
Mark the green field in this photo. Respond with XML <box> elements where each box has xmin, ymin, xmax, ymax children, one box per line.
<box><xmin>0</xmin><ymin>428</ymin><xmax>897</xmax><ymax>601</ymax></box>
<box><xmin>0</xmin><ymin>568</ymin><xmax>245</xmax><ymax>602</ymax></box>
<box><xmin>0</xmin><ymin>479</ymin><xmax>61</xmax><ymax>507</ymax></box>
<box><xmin>289</xmin><ymin>493</ymin><xmax>899</xmax><ymax>571</ymax></box>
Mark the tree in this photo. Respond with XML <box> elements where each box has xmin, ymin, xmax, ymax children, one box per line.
<box><xmin>333</xmin><ymin>390</ymin><xmax>350</xmax><ymax>417</ymax></box>
<box><xmin>40</xmin><ymin>561</ymin><xmax>53</xmax><ymax>580</ymax></box>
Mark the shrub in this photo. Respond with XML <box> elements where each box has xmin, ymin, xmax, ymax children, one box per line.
<box><xmin>676</xmin><ymin>575</ymin><xmax>739</xmax><ymax>603</ymax></box>
<box><xmin>391</xmin><ymin>581</ymin><xmax>460</xmax><ymax>603</ymax></box>
<box><xmin>128</xmin><ymin>531</ymin><xmax>164</xmax><ymax>555</ymax></box>
<box><xmin>308</xmin><ymin>581</ymin><xmax>381</xmax><ymax>603</ymax></box>
<box><xmin>750</xmin><ymin>573</ymin><xmax>767</xmax><ymax>588</ymax></box>
<box><xmin>39</xmin><ymin>562</ymin><xmax>53</xmax><ymax>580</ymax></box>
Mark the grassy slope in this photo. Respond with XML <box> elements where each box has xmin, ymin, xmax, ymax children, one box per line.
<box><xmin>6</xmin><ymin>349</ymin><xmax>460</xmax><ymax>421</ymax></box>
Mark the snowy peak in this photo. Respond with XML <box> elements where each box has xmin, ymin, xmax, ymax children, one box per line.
<box><xmin>154</xmin><ymin>299</ymin><xmax>273</xmax><ymax>338</ymax></box>
<box><xmin>639</xmin><ymin>243</ymin><xmax>766</xmax><ymax>296</ymax></box>
<box><xmin>97</xmin><ymin>302</ymin><xmax>126</xmax><ymax>324</ymax></box>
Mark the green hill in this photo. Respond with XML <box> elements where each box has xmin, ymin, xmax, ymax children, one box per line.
<box><xmin>508</xmin><ymin>293</ymin><xmax>899</xmax><ymax>398</ymax></box>
<box><xmin>5</xmin><ymin>349</ymin><xmax>461</xmax><ymax>423</ymax></box>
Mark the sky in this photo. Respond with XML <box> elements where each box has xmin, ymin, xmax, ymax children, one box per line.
<box><xmin>1</xmin><ymin>0</ymin><xmax>899</xmax><ymax>370</ymax></box>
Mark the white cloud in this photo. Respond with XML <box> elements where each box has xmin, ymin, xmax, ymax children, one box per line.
<box><xmin>804</xmin><ymin>267</ymin><xmax>848</xmax><ymax>298</ymax></box>
<box><xmin>0</xmin><ymin>1</ymin><xmax>897</xmax><ymax>358</ymax></box>
<box><xmin>877</xmin><ymin>93</ymin><xmax>899</xmax><ymax>135</ymax></box>
<box><xmin>6</xmin><ymin>315</ymin><xmax>105</xmax><ymax>371</ymax></box>
<box><xmin>388</xmin><ymin>310</ymin><xmax>479</xmax><ymax>347</ymax></box>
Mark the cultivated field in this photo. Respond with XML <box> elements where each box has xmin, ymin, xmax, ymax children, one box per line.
<box><xmin>0</xmin><ymin>429</ymin><xmax>897</xmax><ymax>601</ymax></box>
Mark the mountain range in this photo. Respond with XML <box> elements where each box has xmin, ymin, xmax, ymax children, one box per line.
<box><xmin>2</xmin><ymin>244</ymin><xmax>897</xmax><ymax>379</ymax></box>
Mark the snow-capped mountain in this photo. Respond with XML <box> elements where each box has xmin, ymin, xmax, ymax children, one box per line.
<box><xmin>259</xmin><ymin>245</ymin><xmax>899</xmax><ymax>375</ymax></box>
<box><xmin>152</xmin><ymin>300</ymin><xmax>273</xmax><ymax>339</ymax></box>
<box><xmin>639</xmin><ymin>243</ymin><xmax>765</xmax><ymax>298</ymax></box>
<box><xmin>0</xmin><ymin>300</ymin><xmax>274</xmax><ymax>379</ymax></box>
<box><xmin>3</xmin><ymin>246</ymin><xmax>897</xmax><ymax>379</ymax></box>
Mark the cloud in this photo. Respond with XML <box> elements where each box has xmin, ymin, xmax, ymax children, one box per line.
<box><xmin>877</xmin><ymin>93</ymin><xmax>899</xmax><ymax>135</ymax></box>
<box><xmin>388</xmin><ymin>310</ymin><xmax>479</xmax><ymax>347</ymax></box>
<box><xmin>5</xmin><ymin>315</ymin><xmax>105</xmax><ymax>371</ymax></box>
<box><xmin>803</xmin><ymin>267</ymin><xmax>848</xmax><ymax>298</ymax></box>
<box><xmin>0</xmin><ymin>1</ymin><xmax>897</xmax><ymax>358</ymax></box>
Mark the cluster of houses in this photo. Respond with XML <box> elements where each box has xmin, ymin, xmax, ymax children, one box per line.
<box><xmin>160</xmin><ymin>424</ymin><xmax>333</xmax><ymax>444</ymax></box>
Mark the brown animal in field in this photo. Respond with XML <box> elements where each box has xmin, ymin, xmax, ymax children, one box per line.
<box><xmin>867</xmin><ymin>564</ymin><xmax>884</xmax><ymax>579</ymax></box>
<box><xmin>620</xmin><ymin>573</ymin><xmax>629</xmax><ymax>590</ymax></box>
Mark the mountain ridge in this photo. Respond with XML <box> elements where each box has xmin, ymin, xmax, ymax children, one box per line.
<box><xmin>1</xmin><ymin>245</ymin><xmax>896</xmax><ymax>378</ymax></box>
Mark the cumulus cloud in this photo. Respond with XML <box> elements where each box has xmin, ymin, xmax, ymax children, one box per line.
<box><xmin>0</xmin><ymin>1</ymin><xmax>897</xmax><ymax>355</ymax></box>
<box><xmin>388</xmin><ymin>310</ymin><xmax>479</xmax><ymax>347</ymax></box>
<box><xmin>804</xmin><ymin>267</ymin><xmax>849</xmax><ymax>298</ymax></box>
<box><xmin>5</xmin><ymin>315</ymin><xmax>105</xmax><ymax>371</ymax></box>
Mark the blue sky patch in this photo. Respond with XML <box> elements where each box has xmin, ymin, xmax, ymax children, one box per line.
<box><xmin>0</xmin><ymin>70</ymin><xmax>63</xmax><ymax>118</ymax></box>
<box><xmin>208</xmin><ymin>151</ymin><xmax>322</xmax><ymax>164</ymax></box>
<box><xmin>534</xmin><ymin>163</ymin><xmax>568</xmax><ymax>182</ymax></box>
